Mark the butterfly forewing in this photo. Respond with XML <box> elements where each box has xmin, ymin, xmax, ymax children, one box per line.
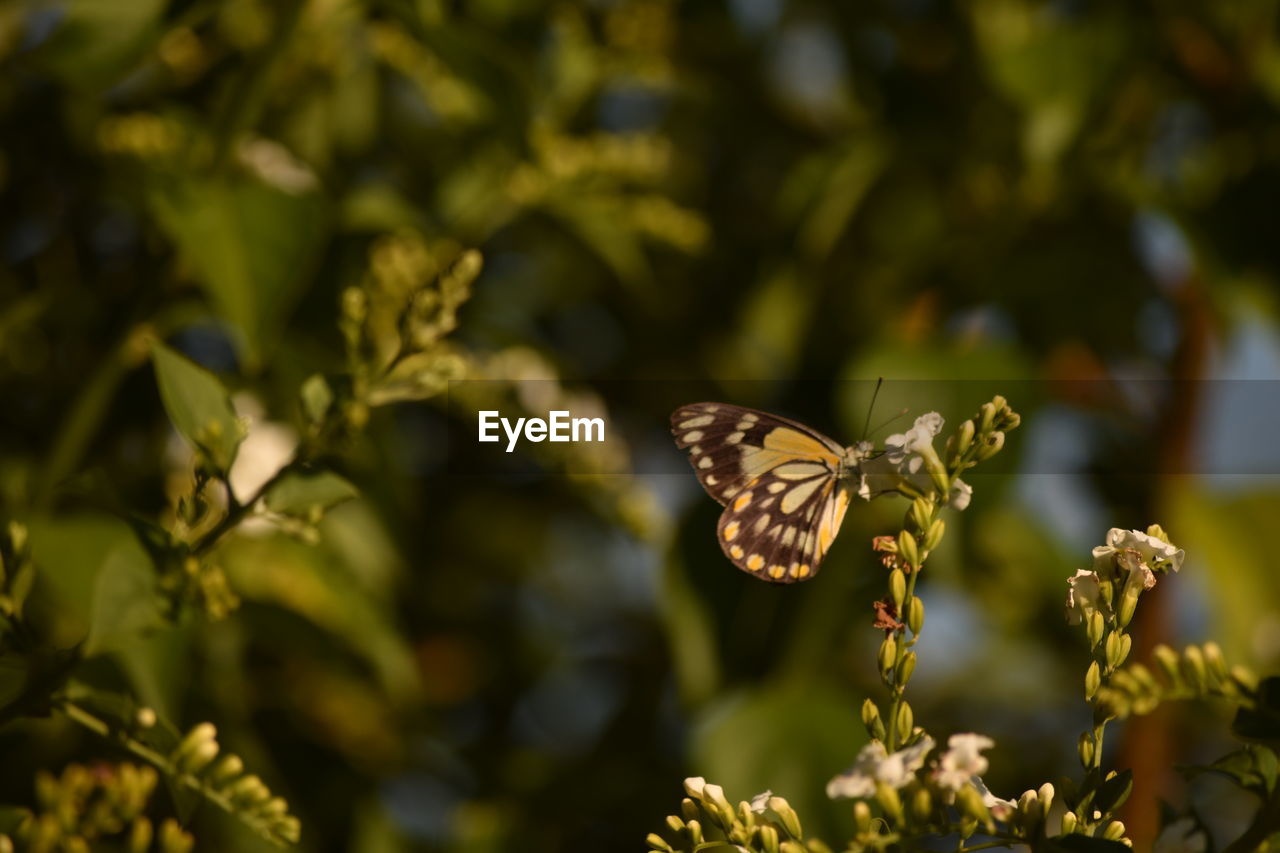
<box><xmin>671</xmin><ymin>403</ymin><xmax>853</xmax><ymax>583</ymax></box>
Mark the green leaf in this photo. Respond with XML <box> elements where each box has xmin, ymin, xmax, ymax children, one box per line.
<box><xmin>26</xmin><ymin>515</ymin><xmax>164</xmax><ymax>655</ymax></box>
<box><xmin>149</xmin><ymin>178</ymin><xmax>329</xmax><ymax>368</ymax></box>
<box><xmin>151</xmin><ymin>341</ymin><xmax>245</xmax><ymax>473</ymax></box>
<box><xmin>264</xmin><ymin>471</ymin><xmax>360</xmax><ymax>518</ymax></box>
<box><xmin>1233</xmin><ymin>677</ymin><xmax>1280</xmax><ymax>747</ymax></box>
<box><xmin>33</xmin><ymin>0</ymin><xmax>166</xmax><ymax>89</ymax></box>
<box><xmin>1092</xmin><ymin>768</ymin><xmax>1133</xmax><ymax>814</ymax></box>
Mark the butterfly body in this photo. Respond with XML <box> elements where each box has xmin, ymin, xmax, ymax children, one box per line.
<box><xmin>671</xmin><ymin>403</ymin><xmax>868</xmax><ymax>583</ymax></box>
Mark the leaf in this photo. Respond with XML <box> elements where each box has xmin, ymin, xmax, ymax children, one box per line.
<box><xmin>26</xmin><ymin>515</ymin><xmax>164</xmax><ymax>655</ymax></box>
<box><xmin>1092</xmin><ymin>769</ymin><xmax>1133</xmax><ymax>814</ymax></box>
<box><xmin>264</xmin><ymin>471</ymin><xmax>360</xmax><ymax>518</ymax></box>
<box><xmin>151</xmin><ymin>341</ymin><xmax>245</xmax><ymax>473</ymax></box>
<box><xmin>1233</xmin><ymin>677</ymin><xmax>1280</xmax><ymax>747</ymax></box>
<box><xmin>33</xmin><ymin>0</ymin><xmax>166</xmax><ymax>89</ymax></box>
<box><xmin>149</xmin><ymin>178</ymin><xmax>329</xmax><ymax>368</ymax></box>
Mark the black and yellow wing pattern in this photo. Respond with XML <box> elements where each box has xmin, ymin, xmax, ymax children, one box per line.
<box><xmin>671</xmin><ymin>402</ymin><xmax>854</xmax><ymax>583</ymax></box>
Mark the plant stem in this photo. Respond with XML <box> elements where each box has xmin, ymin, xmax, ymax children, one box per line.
<box><xmin>886</xmin><ymin>553</ymin><xmax>922</xmax><ymax>751</ymax></box>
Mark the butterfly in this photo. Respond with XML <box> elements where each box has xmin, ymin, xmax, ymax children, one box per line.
<box><xmin>671</xmin><ymin>402</ymin><xmax>870</xmax><ymax>583</ymax></box>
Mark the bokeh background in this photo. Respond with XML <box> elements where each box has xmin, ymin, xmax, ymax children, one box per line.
<box><xmin>4</xmin><ymin>0</ymin><xmax>1280</xmax><ymax>849</ymax></box>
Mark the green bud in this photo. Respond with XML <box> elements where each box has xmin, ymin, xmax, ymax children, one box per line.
<box><xmin>779</xmin><ymin>842</ymin><xmax>805</xmax><ymax>853</ymax></box>
<box><xmin>758</xmin><ymin>824</ymin><xmax>780</xmax><ymax>853</ymax></box>
<box><xmin>178</xmin><ymin>739</ymin><xmax>219</xmax><ymax>774</ymax></box>
<box><xmin>665</xmin><ymin>815</ymin><xmax>684</xmax><ymax>833</ymax></box>
<box><xmin>1038</xmin><ymin>783</ymin><xmax>1055</xmax><ymax>818</ymax></box>
<box><xmin>956</xmin><ymin>784</ymin><xmax>991</xmax><ymax>827</ymax></box>
<box><xmin>209</xmin><ymin>754</ymin><xmax>244</xmax><ymax>786</ymax></box>
<box><xmin>176</xmin><ymin>723</ymin><xmax>216</xmax><ymax>758</ymax></box>
<box><xmin>159</xmin><ymin>819</ymin><xmax>194</xmax><ymax>853</ymax></box>
<box><xmin>861</xmin><ymin>699</ymin><xmax>886</xmax><ymax>741</ymax></box>
<box><xmin>975</xmin><ymin>430</ymin><xmax>1005</xmax><ymax>461</ymax></box>
<box><xmin>276</xmin><ymin>817</ymin><xmax>301</xmax><ymax>844</ymax></box>
<box><xmin>1232</xmin><ymin>665</ymin><xmax>1259</xmax><ymax>692</ymax></box>
<box><xmin>1145</xmin><ymin>523</ymin><xmax>1170</xmax><ymax>544</ymax></box>
<box><xmin>805</xmin><ymin>839</ymin><xmax>833</xmax><ymax>853</ymax></box>
<box><xmin>1061</xmin><ymin>812</ymin><xmax>1077</xmax><ymax>834</ymax></box>
<box><xmin>897</xmin><ymin>653</ymin><xmax>917</xmax><ymax>688</ymax></box>
<box><xmin>1117</xmin><ymin>587</ymin><xmax>1139</xmax><ymax>628</ymax></box>
<box><xmin>878</xmin><ymin>635</ymin><xmax>898</xmax><ymax>678</ymax></box>
<box><xmin>924</xmin><ymin>519</ymin><xmax>945</xmax><ymax>551</ymax></box>
<box><xmin>1181</xmin><ymin>645</ymin><xmax>1208</xmax><ymax>691</ymax></box>
<box><xmin>924</xmin><ymin>449</ymin><xmax>951</xmax><ymax>495</ymax></box>
<box><xmin>769</xmin><ymin>796</ymin><xmax>801</xmax><ymax>838</ymax></box>
<box><xmin>1003</xmin><ymin>411</ymin><xmax>1021</xmax><ymax>430</ymax></box>
<box><xmin>907</xmin><ymin>597</ymin><xmax>925</xmax><ymax>636</ymax></box>
<box><xmin>897</xmin><ymin>532</ymin><xmax>919</xmax><ymax>569</ymax></box>
<box><xmin>1078</xmin><ymin>732</ymin><xmax>1096</xmax><ymax>768</ymax></box>
<box><xmin>889</xmin><ymin>569</ymin><xmax>906</xmax><ymax>608</ymax></box>
<box><xmin>646</xmin><ymin>832</ymin><xmax>673</xmax><ymax>852</ymax></box>
<box><xmin>681</xmin><ymin>798</ymin><xmax>698</xmax><ymax>821</ymax></box>
<box><xmin>1202</xmin><ymin>642</ymin><xmax>1230</xmax><ymax>684</ymax></box>
<box><xmin>912</xmin><ymin>786</ymin><xmax>932</xmax><ymax>821</ymax></box>
<box><xmin>0</xmin><ymin>835</ymin><xmax>13</xmax><ymax>853</ymax></box>
<box><xmin>135</xmin><ymin>707</ymin><xmax>157</xmax><ymax>730</ymax></box>
<box><xmin>978</xmin><ymin>403</ymin><xmax>996</xmax><ymax>434</ymax></box>
<box><xmin>129</xmin><ymin>818</ymin><xmax>154</xmax><ymax>853</ymax></box>
<box><xmin>1102</xmin><ymin>820</ymin><xmax>1126</xmax><ymax>841</ymax></box>
<box><xmin>853</xmin><ymin>801</ymin><xmax>872</xmax><ymax>832</ymax></box>
<box><xmin>1087</xmin><ymin>611</ymin><xmax>1105</xmax><ymax>649</ymax></box>
<box><xmin>1153</xmin><ymin>644</ymin><xmax>1182</xmax><ymax>686</ymax></box>
<box><xmin>686</xmin><ymin>819</ymin><xmax>704</xmax><ymax>845</ymax></box>
<box><xmin>956</xmin><ymin>419</ymin><xmax>976</xmax><ymax>457</ymax></box>
<box><xmin>910</xmin><ymin>498</ymin><xmax>933</xmax><ymax>533</ymax></box>
<box><xmin>896</xmin><ymin>700</ymin><xmax>914</xmax><ymax>736</ymax></box>
<box><xmin>1085</xmin><ymin>661</ymin><xmax>1101</xmax><ymax>700</ymax></box>
<box><xmin>874</xmin><ymin>781</ymin><xmax>902</xmax><ymax>824</ymax></box>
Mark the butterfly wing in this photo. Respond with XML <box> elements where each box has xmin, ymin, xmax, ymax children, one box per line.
<box><xmin>671</xmin><ymin>403</ymin><xmax>853</xmax><ymax>583</ymax></box>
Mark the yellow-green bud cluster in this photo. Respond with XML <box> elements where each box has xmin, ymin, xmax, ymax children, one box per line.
<box><xmin>168</xmin><ymin>722</ymin><xmax>301</xmax><ymax>845</ymax></box>
<box><xmin>1094</xmin><ymin>643</ymin><xmax>1256</xmax><ymax>720</ymax></box>
<box><xmin>648</xmin><ymin>779</ymin><xmax>830</xmax><ymax>853</ymax></box>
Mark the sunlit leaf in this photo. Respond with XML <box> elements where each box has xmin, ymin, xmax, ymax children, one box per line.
<box><xmin>152</xmin><ymin>341</ymin><xmax>245</xmax><ymax>473</ymax></box>
<box><xmin>264</xmin><ymin>471</ymin><xmax>359</xmax><ymax>518</ymax></box>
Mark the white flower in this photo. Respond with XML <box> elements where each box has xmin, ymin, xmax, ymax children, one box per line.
<box><xmin>748</xmin><ymin>790</ymin><xmax>773</xmax><ymax>813</ymax></box>
<box><xmin>934</xmin><ymin>733</ymin><xmax>994</xmax><ymax>791</ymax></box>
<box><xmin>1154</xmin><ymin>818</ymin><xmax>1207</xmax><ymax>853</ymax></box>
<box><xmin>969</xmin><ymin>776</ymin><xmax>1015</xmax><ymax>821</ymax></box>
<box><xmin>683</xmin><ymin>776</ymin><xmax>706</xmax><ymax>798</ymax></box>
<box><xmin>1065</xmin><ymin>569</ymin><xmax>1110</xmax><ymax>625</ymax></box>
<box><xmin>854</xmin><ymin>413</ymin><xmax>971</xmax><ymax>508</ymax></box>
<box><xmin>826</xmin><ymin>736</ymin><xmax>935</xmax><ymax>799</ymax></box>
<box><xmin>1092</xmin><ymin>528</ymin><xmax>1184</xmax><ymax>581</ymax></box>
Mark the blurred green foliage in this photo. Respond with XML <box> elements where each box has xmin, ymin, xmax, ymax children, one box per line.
<box><xmin>3</xmin><ymin>0</ymin><xmax>1280</xmax><ymax>850</ymax></box>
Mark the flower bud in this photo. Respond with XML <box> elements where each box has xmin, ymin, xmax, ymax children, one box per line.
<box><xmin>1181</xmin><ymin>645</ymin><xmax>1208</xmax><ymax>691</ymax></box>
<box><xmin>924</xmin><ymin>519</ymin><xmax>945</xmax><ymax>552</ymax></box>
<box><xmin>853</xmin><ymin>801</ymin><xmax>872</xmax><ymax>832</ymax></box>
<box><xmin>768</xmin><ymin>796</ymin><xmax>801</xmax><ymax>838</ymax></box>
<box><xmin>1087</xmin><ymin>611</ymin><xmax>1105</xmax><ymax>649</ymax></box>
<box><xmin>686</xmin><ymin>819</ymin><xmax>703</xmax><ymax>845</ymax></box>
<box><xmin>979</xmin><ymin>403</ymin><xmax>997</xmax><ymax>434</ymax></box>
<box><xmin>1145</xmin><ymin>523</ymin><xmax>1170</xmax><ymax>544</ymax></box>
<box><xmin>135</xmin><ymin>708</ymin><xmax>157</xmax><ymax>729</ymax></box>
<box><xmin>897</xmin><ymin>532</ymin><xmax>919</xmax><ymax>569</ymax></box>
<box><xmin>1078</xmin><ymin>732</ymin><xmax>1096</xmax><ymax>768</ymax></box>
<box><xmin>956</xmin><ymin>784</ymin><xmax>991</xmax><ymax>827</ymax></box>
<box><xmin>1232</xmin><ymin>665</ymin><xmax>1259</xmax><ymax>692</ymax></box>
<box><xmin>1153</xmin><ymin>645</ymin><xmax>1182</xmax><ymax>686</ymax></box>
<box><xmin>897</xmin><ymin>653</ymin><xmax>917</xmax><ymax>688</ymax></box>
<box><xmin>910</xmin><ymin>498</ymin><xmax>933</xmax><ymax>534</ymax></box>
<box><xmin>955</xmin><ymin>419</ymin><xmax>975</xmax><ymax>457</ymax></box>
<box><xmin>874</xmin><ymin>781</ymin><xmax>902</xmax><ymax>824</ymax></box>
<box><xmin>1037</xmin><ymin>783</ymin><xmax>1055</xmax><ymax>818</ymax></box>
<box><xmin>889</xmin><ymin>569</ymin><xmax>906</xmax><ymax>608</ymax></box>
<box><xmin>665</xmin><ymin>815</ymin><xmax>684</xmax><ymax>833</ymax></box>
<box><xmin>896</xmin><ymin>700</ymin><xmax>914</xmax><ymax>737</ymax></box>
<box><xmin>1061</xmin><ymin>812</ymin><xmax>1077</xmax><ymax>834</ymax></box>
<box><xmin>907</xmin><ymin>597</ymin><xmax>924</xmax><ymax>636</ymax></box>
<box><xmin>1085</xmin><ymin>661</ymin><xmax>1101</xmax><ymax>700</ymax></box>
<box><xmin>1202</xmin><ymin>642</ymin><xmax>1229</xmax><ymax>685</ymax></box>
<box><xmin>1103</xmin><ymin>820</ymin><xmax>1127</xmax><ymax>841</ymax></box>
<box><xmin>1117</xmin><ymin>587</ymin><xmax>1139</xmax><ymax>628</ymax></box>
<box><xmin>681</xmin><ymin>798</ymin><xmax>698</xmax><ymax>821</ymax></box>
<box><xmin>878</xmin><ymin>635</ymin><xmax>898</xmax><ymax>678</ymax></box>
<box><xmin>645</xmin><ymin>829</ymin><xmax>675</xmax><ymax>852</ymax></box>
<box><xmin>209</xmin><ymin>754</ymin><xmax>244</xmax><ymax>786</ymax></box>
<box><xmin>861</xmin><ymin>699</ymin><xmax>886</xmax><ymax>741</ymax></box>
<box><xmin>975</xmin><ymin>430</ymin><xmax>1004</xmax><ymax>461</ymax></box>
<box><xmin>757</xmin><ymin>824</ymin><xmax>780</xmax><ymax>853</ymax></box>
<box><xmin>912</xmin><ymin>786</ymin><xmax>932</xmax><ymax>821</ymax></box>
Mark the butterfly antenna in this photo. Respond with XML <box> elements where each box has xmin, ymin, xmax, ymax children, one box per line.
<box><xmin>867</xmin><ymin>407</ymin><xmax>911</xmax><ymax>439</ymax></box>
<box><xmin>860</xmin><ymin>378</ymin><xmax>884</xmax><ymax>442</ymax></box>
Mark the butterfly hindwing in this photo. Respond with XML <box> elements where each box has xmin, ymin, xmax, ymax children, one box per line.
<box><xmin>671</xmin><ymin>403</ymin><xmax>853</xmax><ymax>583</ymax></box>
